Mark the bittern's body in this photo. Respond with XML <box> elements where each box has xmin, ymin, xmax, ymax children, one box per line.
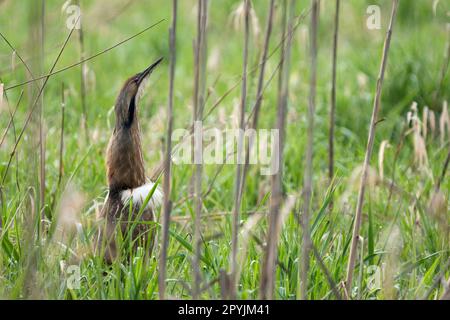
<box><xmin>97</xmin><ymin>58</ymin><xmax>163</xmax><ymax>263</ymax></box>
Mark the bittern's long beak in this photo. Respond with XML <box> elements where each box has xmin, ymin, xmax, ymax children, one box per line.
<box><xmin>136</xmin><ymin>57</ymin><xmax>163</xmax><ymax>86</ymax></box>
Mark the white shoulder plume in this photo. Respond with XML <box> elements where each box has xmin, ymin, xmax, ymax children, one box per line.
<box><xmin>120</xmin><ymin>181</ymin><xmax>163</xmax><ymax>211</ymax></box>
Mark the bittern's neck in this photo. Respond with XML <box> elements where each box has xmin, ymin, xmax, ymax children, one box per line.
<box><xmin>106</xmin><ymin>121</ymin><xmax>146</xmax><ymax>192</ymax></box>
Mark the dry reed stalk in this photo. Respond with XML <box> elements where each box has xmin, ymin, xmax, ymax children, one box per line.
<box><xmin>246</xmin><ymin>0</ymin><xmax>275</xmax><ymax>133</ymax></box>
<box><xmin>19</xmin><ymin>2</ymin><xmax>43</xmax><ymax>224</ymax></box>
<box><xmin>229</xmin><ymin>0</ymin><xmax>250</xmax><ymax>300</ymax></box>
<box><xmin>301</xmin><ymin>0</ymin><xmax>319</xmax><ymax>300</ymax></box>
<box><xmin>39</xmin><ymin>0</ymin><xmax>46</xmax><ymax>219</ymax></box>
<box><xmin>81</xmin><ymin>5</ymin><xmax>308</xmax><ymax>181</ymax></box>
<box><xmin>259</xmin><ymin>0</ymin><xmax>287</xmax><ymax>299</ymax></box>
<box><xmin>39</xmin><ymin>123</ymin><xmax>46</xmax><ymax>216</ymax></box>
<box><xmin>328</xmin><ymin>0</ymin><xmax>340</xmax><ymax>184</ymax></box>
<box><xmin>150</xmin><ymin>9</ymin><xmax>311</xmax><ymax>183</ymax></box>
<box><xmin>152</xmin><ymin>45</ymin><xmax>280</xmax><ymax>185</ymax></box>
<box><xmin>259</xmin><ymin>0</ymin><xmax>295</xmax><ymax>300</ymax></box>
<box><xmin>345</xmin><ymin>0</ymin><xmax>399</xmax><ymax>295</ymax></box>
<box><xmin>218</xmin><ymin>7</ymin><xmax>311</xmax><ymax>122</ymax></box>
<box><xmin>1</xmin><ymin>14</ymin><xmax>79</xmax><ymax>185</ymax></box>
<box><xmin>76</xmin><ymin>0</ymin><xmax>89</xmax><ymax>144</ymax></box>
<box><xmin>192</xmin><ymin>0</ymin><xmax>208</xmax><ymax>299</ymax></box>
<box><xmin>230</xmin><ymin>1</ymin><xmax>277</xmax><ymax>295</ymax></box>
<box><xmin>58</xmin><ymin>83</ymin><xmax>65</xmax><ymax>188</ymax></box>
<box><xmin>159</xmin><ymin>0</ymin><xmax>177</xmax><ymax>300</ymax></box>
<box><xmin>237</xmin><ymin>0</ymin><xmax>276</xmax><ymax>239</ymax></box>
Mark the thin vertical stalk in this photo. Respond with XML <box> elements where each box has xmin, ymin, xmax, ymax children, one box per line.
<box><xmin>58</xmin><ymin>83</ymin><xmax>65</xmax><ymax>188</ymax></box>
<box><xmin>301</xmin><ymin>0</ymin><xmax>319</xmax><ymax>300</ymax></box>
<box><xmin>1</xmin><ymin>14</ymin><xmax>79</xmax><ymax>185</ymax></box>
<box><xmin>230</xmin><ymin>0</ymin><xmax>250</xmax><ymax>300</ymax></box>
<box><xmin>345</xmin><ymin>0</ymin><xmax>399</xmax><ymax>295</ymax></box>
<box><xmin>247</xmin><ymin>0</ymin><xmax>275</xmax><ymax>132</ymax></box>
<box><xmin>39</xmin><ymin>0</ymin><xmax>46</xmax><ymax>217</ymax></box>
<box><xmin>260</xmin><ymin>0</ymin><xmax>295</xmax><ymax>300</ymax></box>
<box><xmin>76</xmin><ymin>0</ymin><xmax>89</xmax><ymax>144</ymax></box>
<box><xmin>189</xmin><ymin>0</ymin><xmax>202</xmax><ymax>199</ymax></box>
<box><xmin>328</xmin><ymin>0</ymin><xmax>340</xmax><ymax>184</ymax></box>
<box><xmin>240</xmin><ymin>0</ymin><xmax>275</xmax><ymax>203</ymax></box>
<box><xmin>192</xmin><ymin>0</ymin><xmax>208</xmax><ymax>299</ymax></box>
<box><xmin>159</xmin><ymin>0</ymin><xmax>177</xmax><ymax>300</ymax></box>
<box><xmin>23</xmin><ymin>0</ymin><xmax>42</xmax><ymax>244</ymax></box>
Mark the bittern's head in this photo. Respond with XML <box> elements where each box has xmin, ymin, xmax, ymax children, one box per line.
<box><xmin>114</xmin><ymin>57</ymin><xmax>163</xmax><ymax>129</ymax></box>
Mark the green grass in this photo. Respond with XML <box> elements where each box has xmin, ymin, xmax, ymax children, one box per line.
<box><xmin>0</xmin><ymin>0</ymin><xmax>449</xmax><ymax>299</ymax></box>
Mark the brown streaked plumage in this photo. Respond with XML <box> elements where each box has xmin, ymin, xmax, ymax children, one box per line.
<box><xmin>97</xmin><ymin>58</ymin><xmax>163</xmax><ymax>263</ymax></box>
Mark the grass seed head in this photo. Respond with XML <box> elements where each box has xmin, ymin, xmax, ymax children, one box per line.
<box><xmin>55</xmin><ymin>183</ymin><xmax>86</xmax><ymax>243</ymax></box>
<box><xmin>340</xmin><ymin>164</ymin><xmax>379</xmax><ymax>207</ymax></box>
<box><xmin>428</xmin><ymin>190</ymin><xmax>448</xmax><ymax>230</ymax></box>
<box><xmin>422</xmin><ymin>106</ymin><xmax>429</xmax><ymax>140</ymax></box>
<box><xmin>230</xmin><ymin>1</ymin><xmax>260</xmax><ymax>38</ymax></box>
<box><xmin>429</xmin><ymin>110</ymin><xmax>436</xmax><ymax>137</ymax></box>
<box><xmin>408</xmin><ymin>102</ymin><xmax>429</xmax><ymax>170</ymax></box>
<box><xmin>357</xmin><ymin>72</ymin><xmax>368</xmax><ymax>91</ymax></box>
<box><xmin>207</xmin><ymin>46</ymin><xmax>221</xmax><ymax>71</ymax></box>
<box><xmin>378</xmin><ymin>140</ymin><xmax>391</xmax><ymax>181</ymax></box>
<box><xmin>383</xmin><ymin>225</ymin><xmax>402</xmax><ymax>299</ymax></box>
